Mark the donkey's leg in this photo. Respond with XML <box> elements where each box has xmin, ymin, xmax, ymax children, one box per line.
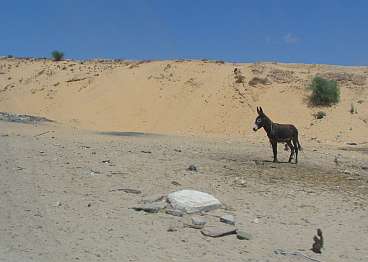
<box><xmin>286</xmin><ymin>140</ymin><xmax>294</xmax><ymax>163</ymax></box>
<box><xmin>271</xmin><ymin>140</ymin><xmax>278</xmax><ymax>162</ymax></box>
<box><xmin>292</xmin><ymin>137</ymin><xmax>299</xmax><ymax>164</ymax></box>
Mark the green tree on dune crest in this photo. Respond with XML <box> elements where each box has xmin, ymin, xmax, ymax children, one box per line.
<box><xmin>51</xmin><ymin>50</ymin><xmax>64</xmax><ymax>61</ymax></box>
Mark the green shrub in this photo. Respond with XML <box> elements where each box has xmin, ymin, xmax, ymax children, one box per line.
<box><xmin>308</xmin><ymin>76</ymin><xmax>340</xmax><ymax>106</ymax></box>
<box><xmin>51</xmin><ymin>50</ymin><xmax>64</xmax><ymax>61</ymax></box>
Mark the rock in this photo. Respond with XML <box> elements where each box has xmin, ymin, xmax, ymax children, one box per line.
<box><xmin>167</xmin><ymin>225</ymin><xmax>178</xmax><ymax>232</ymax></box>
<box><xmin>236</xmin><ymin>230</ymin><xmax>252</xmax><ymax>240</ymax></box>
<box><xmin>201</xmin><ymin>225</ymin><xmax>236</xmax><ymax>237</ymax></box>
<box><xmin>111</xmin><ymin>188</ymin><xmax>142</xmax><ymax>194</ymax></box>
<box><xmin>165</xmin><ymin>208</ymin><xmax>184</xmax><ymax>217</ymax></box>
<box><xmin>167</xmin><ymin>190</ymin><xmax>222</xmax><ymax>214</ymax></box>
<box><xmin>171</xmin><ymin>181</ymin><xmax>181</xmax><ymax>186</ymax></box>
<box><xmin>142</xmin><ymin>194</ymin><xmax>165</xmax><ymax>204</ymax></box>
<box><xmin>191</xmin><ymin>216</ymin><xmax>207</xmax><ymax>228</ymax></box>
<box><xmin>132</xmin><ymin>202</ymin><xmax>167</xmax><ymax>213</ymax></box>
<box><xmin>346</xmin><ymin>142</ymin><xmax>358</xmax><ymax>146</ymax></box>
<box><xmin>53</xmin><ymin>201</ymin><xmax>62</xmax><ymax>207</ymax></box>
<box><xmin>187</xmin><ymin>164</ymin><xmax>198</xmax><ymax>172</ymax></box>
<box><xmin>220</xmin><ymin>214</ymin><xmax>235</xmax><ymax>225</ymax></box>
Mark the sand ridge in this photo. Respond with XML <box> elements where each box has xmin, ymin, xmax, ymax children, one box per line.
<box><xmin>0</xmin><ymin>57</ymin><xmax>367</xmax><ymax>145</ymax></box>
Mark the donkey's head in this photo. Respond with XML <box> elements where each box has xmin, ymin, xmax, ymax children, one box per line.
<box><xmin>253</xmin><ymin>107</ymin><xmax>267</xmax><ymax>131</ymax></box>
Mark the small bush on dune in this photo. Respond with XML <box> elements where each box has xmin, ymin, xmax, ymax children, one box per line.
<box><xmin>314</xmin><ymin>111</ymin><xmax>326</xmax><ymax>119</ymax></box>
<box><xmin>51</xmin><ymin>50</ymin><xmax>64</xmax><ymax>61</ymax></box>
<box><xmin>308</xmin><ymin>76</ymin><xmax>340</xmax><ymax>106</ymax></box>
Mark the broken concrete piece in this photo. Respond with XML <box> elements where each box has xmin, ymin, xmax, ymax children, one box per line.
<box><xmin>220</xmin><ymin>214</ymin><xmax>235</xmax><ymax>225</ymax></box>
<box><xmin>167</xmin><ymin>190</ymin><xmax>222</xmax><ymax>214</ymax></box>
<box><xmin>236</xmin><ymin>230</ymin><xmax>252</xmax><ymax>240</ymax></box>
<box><xmin>201</xmin><ymin>225</ymin><xmax>236</xmax><ymax>237</ymax></box>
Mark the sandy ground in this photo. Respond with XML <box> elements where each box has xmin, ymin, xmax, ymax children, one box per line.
<box><xmin>0</xmin><ymin>121</ymin><xmax>367</xmax><ymax>262</ymax></box>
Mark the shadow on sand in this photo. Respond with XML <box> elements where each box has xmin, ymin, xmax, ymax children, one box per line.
<box><xmin>97</xmin><ymin>131</ymin><xmax>161</xmax><ymax>137</ymax></box>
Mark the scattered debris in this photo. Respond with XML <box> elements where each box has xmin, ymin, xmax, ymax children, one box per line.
<box><xmin>187</xmin><ymin>164</ymin><xmax>198</xmax><ymax>172</ymax></box>
<box><xmin>334</xmin><ymin>156</ymin><xmax>339</xmax><ymax>166</ymax></box>
<box><xmin>110</xmin><ymin>188</ymin><xmax>142</xmax><ymax>194</ymax></box>
<box><xmin>132</xmin><ymin>202</ymin><xmax>167</xmax><ymax>213</ymax></box>
<box><xmin>220</xmin><ymin>214</ymin><xmax>235</xmax><ymax>225</ymax></box>
<box><xmin>102</xmin><ymin>160</ymin><xmax>111</xmax><ymax>164</ymax></box>
<box><xmin>191</xmin><ymin>216</ymin><xmax>207</xmax><ymax>229</ymax></box>
<box><xmin>142</xmin><ymin>194</ymin><xmax>165</xmax><ymax>204</ymax></box>
<box><xmin>141</xmin><ymin>150</ymin><xmax>152</xmax><ymax>154</ymax></box>
<box><xmin>274</xmin><ymin>249</ymin><xmax>323</xmax><ymax>262</ymax></box>
<box><xmin>201</xmin><ymin>225</ymin><xmax>236</xmax><ymax>237</ymax></box>
<box><xmin>53</xmin><ymin>201</ymin><xmax>62</xmax><ymax>207</ymax></box>
<box><xmin>171</xmin><ymin>181</ymin><xmax>181</xmax><ymax>186</ymax></box>
<box><xmin>167</xmin><ymin>190</ymin><xmax>222</xmax><ymax>214</ymax></box>
<box><xmin>236</xmin><ymin>230</ymin><xmax>252</xmax><ymax>240</ymax></box>
<box><xmin>66</xmin><ymin>77</ymin><xmax>88</xmax><ymax>83</ymax></box>
<box><xmin>89</xmin><ymin>170</ymin><xmax>101</xmax><ymax>176</ymax></box>
<box><xmin>0</xmin><ymin>112</ymin><xmax>53</xmax><ymax>124</ymax></box>
<box><xmin>311</xmin><ymin>229</ymin><xmax>324</xmax><ymax>254</ymax></box>
<box><xmin>165</xmin><ymin>208</ymin><xmax>184</xmax><ymax>217</ymax></box>
<box><xmin>167</xmin><ymin>226</ymin><xmax>178</xmax><ymax>232</ymax></box>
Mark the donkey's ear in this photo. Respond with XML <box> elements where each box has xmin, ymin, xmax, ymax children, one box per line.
<box><xmin>256</xmin><ymin>107</ymin><xmax>260</xmax><ymax>114</ymax></box>
<box><xmin>259</xmin><ymin>107</ymin><xmax>264</xmax><ymax>114</ymax></box>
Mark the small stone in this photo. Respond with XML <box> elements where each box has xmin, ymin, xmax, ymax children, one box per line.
<box><xmin>220</xmin><ymin>214</ymin><xmax>235</xmax><ymax>225</ymax></box>
<box><xmin>53</xmin><ymin>201</ymin><xmax>62</xmax><ymax>207</ymax></box>
<box><xmin>201</xmin><ymin>225</ymin><xmax>236</xmax><ymax>237</ymax></box>
<box><xmin>166</xmin><ymin>208</ymin><xmax>184</xmax><ymax>217</ymax></box>
<box><xmin>171</xmin><ymin>181</ymin><xmax>181</xmax><ymax>186</ymax></box>
<box><xmin>167</xmin><ymin>226</ymin><xmax>177</xmax><ymax>232</ymax></box>
<box><xmin>132</xmin><ymin>202</ymin><xmax>167</xmax><ymax>213</ymax></box>
<box><xmin>191</xmin><ymin>216</ymin><xmax>207</xmax><ymax>228</ymax></box>
<box><xmin>142</xmin><ymin>194</ymin><xmax>165</xmax><ymax>204</ymax></box>
<box><xmin>236</xmin><ymin>230</ymin><xmax>252</xmax><ymax>240</ymax></box>
<box><xmin>187</xmin><ymin>164</ymin><xmax>198</xmax><ymax>172</ymax></box>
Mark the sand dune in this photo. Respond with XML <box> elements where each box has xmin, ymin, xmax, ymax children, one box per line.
<box><xmin>0</xmin><ymin>57</ymin><xmax>367</xmax><ymax>144</ymax></box>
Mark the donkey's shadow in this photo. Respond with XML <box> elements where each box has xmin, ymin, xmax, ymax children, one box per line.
<box><xmin>254</xmin><ymin>159</ymin><xmax>297</xmax><ymax>165</ymax></box>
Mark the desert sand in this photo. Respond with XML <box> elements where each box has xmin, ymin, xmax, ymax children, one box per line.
<box><xmin>0</xmin><ymin>57</ymin><xmax>367</xmax><ymax>143</ymax></box>
<box><xmin>0</xmin><ymin>57</ymin><xmax>367</xmax><ymax>262</ymax></box>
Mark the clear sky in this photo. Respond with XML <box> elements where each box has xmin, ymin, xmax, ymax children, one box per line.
<box><xmin>1</xmin><ymin>0</ymin><xmax>367</xmax><ymax>65</ymax></box>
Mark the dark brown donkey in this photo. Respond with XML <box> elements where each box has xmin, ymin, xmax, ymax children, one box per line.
<box><xmin>253</xmin><ymin>107</ymin><xmax>302</xmax><ymax>163</ymax></box>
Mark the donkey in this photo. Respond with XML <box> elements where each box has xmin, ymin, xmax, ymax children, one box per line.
<box><xmin>253</xmin><ymin>107</ymin><xmax>302</xmax><ymax>163</ymax></box>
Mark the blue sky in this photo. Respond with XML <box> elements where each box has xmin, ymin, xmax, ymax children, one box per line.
<box><xmin>1</xmin><ymin>0</ymin><xmax>367</xmax><ymax>65</ymax></box>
